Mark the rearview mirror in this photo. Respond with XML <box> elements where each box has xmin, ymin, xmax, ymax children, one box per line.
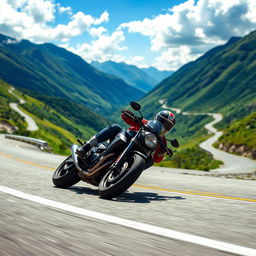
<box><xmin>130</xmin><ymin>101</ymin><xmax>141</xmax><ymax>111</ymax></box>
<box><xmin>171</xmin><ymin>139</ymin><xmax>179</xmax><ymax>148</ymax></box>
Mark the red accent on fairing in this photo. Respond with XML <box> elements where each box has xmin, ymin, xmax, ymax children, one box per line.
<box><xmin>153</xmin><ymin>135</ymin><xmax>167</xmax><ymax>163</ymax></box>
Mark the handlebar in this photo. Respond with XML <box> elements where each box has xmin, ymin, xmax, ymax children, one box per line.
<box><xmin>123</xmin><ymin>111</ymin><xmax>173</xmax><ymax>157</ymax></box>
<box><xmin>156</xmin><ymin>134</ymin><xmax>173</xmax><ymax>157</ymax></box>
<box><xmin>138</xmin><ymin>119</ymin><xmax>173</xmax><ymax>157</ymax></box>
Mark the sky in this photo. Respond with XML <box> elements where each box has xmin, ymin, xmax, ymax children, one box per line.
<box><xmin>0</xmin><ymin>0</ymin><xmax>256</xmax><ymax>71</ymax></box>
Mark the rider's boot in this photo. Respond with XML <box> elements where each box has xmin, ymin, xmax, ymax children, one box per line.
<box><xmin>76</xmin><ymin>136</ymin><xmax>98</xmax><ymax>160</ymax></box>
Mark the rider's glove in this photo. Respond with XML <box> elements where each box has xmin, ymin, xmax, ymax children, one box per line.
<box><xmin>122</xmin><ymin>110</ymin><xmax>135</xmax><ymax>118</ymax></box>
<box><xmin>122</xmin><ymin>110</ymin><xmax>141</xmax><ymax>124</ymax></box>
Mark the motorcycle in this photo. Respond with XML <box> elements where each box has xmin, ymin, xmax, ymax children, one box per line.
<box><xmin>52</xmin><ymin>101</ymin><xmax>179</xmax><ymax>199</ymax></box>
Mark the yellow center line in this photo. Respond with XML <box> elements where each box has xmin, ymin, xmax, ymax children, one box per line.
<box><xmin>139</xmin><ymin>183</ymin><xmax>161</xmax><ymax>188</ymax></box>
<box><xmin>0</xmin><ymin>151</ymin><xmax>55</xmax><ymax>170</ymax></box>
<box><xmin>132</xmin><ymin>185</ymin><xmax>256</xmax><ymax>203</ymax></box>
<box><xmin>184</xmin><ymin>189</ymin><xmax>223</xmax><ymax>195</ymax></box>
<box><xmin>1</xmin><ymin>151</ymin><xmax>255</xmax><ymax>203</ymax></box>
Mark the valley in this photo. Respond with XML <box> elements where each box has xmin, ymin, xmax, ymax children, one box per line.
<box><xmin>9</xmin><ymin>87</ymin><xmax>38</xmax><ymax>131</ymax></box>
<box><xmin>1</xmin><ymin>2</ymin><xmax>256</xmax><ymax>256</ymax></box>
<box><xmin>0</xmin><ymin>30</ymin><xmax>255</xmax><ymax>172</ymax></box>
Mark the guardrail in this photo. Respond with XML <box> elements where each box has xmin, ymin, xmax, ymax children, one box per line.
<box><xmin>5</xmin><ymin>134</ymin><xmax>48</xmax><ymax>150</ymax></box>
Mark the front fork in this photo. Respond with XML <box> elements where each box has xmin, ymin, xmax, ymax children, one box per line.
<box><xmin>110</xmin><ymin>131</ymin><xmax>140</xmax><ymax>171</ymax></box>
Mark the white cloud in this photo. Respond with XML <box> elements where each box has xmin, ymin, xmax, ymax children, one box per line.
<box><xmin>89</xmin><ymin>27</ymin><xmax>107</xmax><ymax>38</ymax></box>
<box><xmin>1</xmin><ymin>0</ymin><xmax>256</xmax><ymax>71</ymax></box>
<box><xmin>57</xmin><ymin>4</ymin><xmax>72</xmax><ymax>15</ymax></box>
<box><xmin>120</xmin><ymin>0</ymin><xmax>256</xmax><ymax>70</ymax></box>
<box><xmin>23</xmin><ymin>0</ymin><xmax>55</xmax><ymax>24</ymax></box>
<box><xmin>154</xmin><ymin>46</ymin><xmax>200</xmax><ymax>70</ymax></box>
<box><xmin>64</xmin><ymin>37</ymin><xmax>146</xmax><ymax>67</ymax></box>
<box><xmin>94</xmin><ymin>10</ymin><xmax>109</xmax><ymax>25</ymax></box>
<box><xmin>3</xmin><ymin>38</ymin><xmax>21</xmax><ymax>44</ymax></box>
<box><xmin>66</xmin><ymin>30</ymin><xmax>128</xmax><ymax>63</ymax></box>
<box><xmin>0</xmin><ymin>0</ymin><xmax>109</xmax><ymax>43</ymax></box>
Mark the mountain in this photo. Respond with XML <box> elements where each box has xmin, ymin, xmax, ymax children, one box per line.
<box><xmin>91</xmin><ymin>61</ymin><xmax>172</xmax><ymax>93</ymax></box>
<box><xmin>141</xmin><ymin>67</ymin><xmax>173</xmax><ymax>84</ymax></box>
<box><xmin>0</xmin><ymin>34</ymin><xmax>144</xmax><ymax>114</ymax></box>
<box><xmin>215</xmin><ymin>111</ymin><xmax>256</xmax><ymax>159</ymax></box>
<box><xmin>141</xmin><ymin>31</ymin><xmax>256</xmax><ymax>123</ymax></box>
<box><xmin>139</xmin><ymin>31</ymin><xmax>256</xmax><ymax>163</ymax></box>
<box><xmin>0</xmin><ymin>79</ymin><xmax>109</xmax><ymax>154</ymax></box>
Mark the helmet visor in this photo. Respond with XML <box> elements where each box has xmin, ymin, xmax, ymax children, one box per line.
<box><xmin>163</xmin><ymin>119</ymin><xmax>175</xmax><ymax>131</ymax></box>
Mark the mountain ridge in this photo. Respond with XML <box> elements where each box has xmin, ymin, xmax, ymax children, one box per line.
<box><xmin>91</xmin><ymin>60</ymin><xmax>172</xmax><ymax>93</ymax></box>
<box><xmin>0</xmin><ymin>79</ymin><xmax>109</xmax><ymax>154</ymax></box>
<box><xmin>0</xmin><ymin>33</ymin><xmax>144</xmax><ymax>114</ymax></box>
<box><xmin>141</xmin><ymin>31</ymin><xmax>256</xmax><ymax>122</ymax></box>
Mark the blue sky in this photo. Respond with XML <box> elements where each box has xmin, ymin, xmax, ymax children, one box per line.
<box><xmin>1</xmin><ymin>0</ymin><xmax>256</xmax><ymax>70</ymax></box>
<box><xmin>56</xmin><ymin>1</ymin><xmax>185</xmax><ymax>29</ymax></box>
<box><xmin>53</xmin><ymin>0</ymin><xmax>186</xmax><ymax>68</ymax></box>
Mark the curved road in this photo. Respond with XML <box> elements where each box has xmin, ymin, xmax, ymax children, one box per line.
<box><xmin>161</xmin><ymin>101</ymin><xmax>256</xmax><ymax>173</ymax></box>
<box><xmin>0</xmin><ymin>135</ymin><xmax>256</xmax><ymax>256</ymax></box>
<box><xmin>8</xmin><ymin>87</ymin><xmax>38</xmax><ymax>131</ymax></box>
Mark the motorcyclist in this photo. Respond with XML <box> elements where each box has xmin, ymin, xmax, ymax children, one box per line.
<box><xmin>76</xmin><ymin>109</ymin><xmax>176</xmax><ymax>164</ymax></box>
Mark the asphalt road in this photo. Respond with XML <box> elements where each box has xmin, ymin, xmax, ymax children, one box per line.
<box><xmin>161</xmin><ymin>101</ymin><xmax>256</xmax><ymax>173</ymax></box>
<box><xmin>8</xmin><ymin>87</ymin><xmax>38</xmax><ymax>131</ymax></box>
<box><xmin>0</xmin><ymin>135</ymin><xmax>256</xmax><ymax>256</ymax></box>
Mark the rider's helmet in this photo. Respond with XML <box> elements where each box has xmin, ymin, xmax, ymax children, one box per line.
<box><xmin>155</xmin><ymin>110</ymin><xmax>176</xmax><ymax>134</ymax></box>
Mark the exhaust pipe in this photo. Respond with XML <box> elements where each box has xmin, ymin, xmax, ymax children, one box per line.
<box><xmin>71</xmin><ymin>144</ymin><xmax>89</xmax><ymax>175</ymax></box>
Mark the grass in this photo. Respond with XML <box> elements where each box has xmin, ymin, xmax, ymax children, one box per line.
<box><xmin>0</xmin><ymin>79</ymin><xmax>96</xmax><ymax>155</ymax></box>
<box><xmin>214</xmin><ymin>111</ymin><xmax>256</xmax><ymax>159</ymax></box>
<box><xmin>18</xmin><ymin>97</ymin><xmax>94</xmax><ymax>155</ymax></box>
<box><xmin>0</xmin><ymin>80</ymin><xmax>27</xmax><ymax>132</ymax></box>
<box><xmin>155</xmin><ymin>132</ymin><xmax>223</xmax><ymax>171</ymax></box>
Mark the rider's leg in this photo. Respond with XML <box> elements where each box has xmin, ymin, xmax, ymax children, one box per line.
<box><xmin>96</xmin><ymin>124</ymin><xmax>123</xmax><ymax>142</ymax></box>
<box><xmin>76</xmin><ymin>124</ymin><xmax>122</xmax><ymax>159</ymax></box>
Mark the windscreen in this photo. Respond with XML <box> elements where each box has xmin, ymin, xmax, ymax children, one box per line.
<box><xmin>145</xmin><ymin>120</ymin><xmax>164</xmax><ymax>135</ymax></box>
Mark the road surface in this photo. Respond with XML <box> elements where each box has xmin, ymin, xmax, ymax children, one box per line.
<box><xmin>161</xmin><ymin>100</ymin><xmax>256</xmax><ymax>173</ymax></box>
<box><xmin>8</xmin><ymin>87</ymin><xmax>38</xmax><ymax>131</ymax></box>
<box><xmin>0</xmin><ymin>135</ymin><xmax>255</xmax><ymax>256</ymax></box>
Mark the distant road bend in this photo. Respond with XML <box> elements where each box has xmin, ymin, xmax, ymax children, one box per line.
<box><xmin>160</xmin><ymin>99</ymin><xmax>256</xmax><ymax>173</ymax></box>
<box><xmin>8</xmin><ymin>87</ymin><xmax>38</xmax><ymax>131</ymax></box>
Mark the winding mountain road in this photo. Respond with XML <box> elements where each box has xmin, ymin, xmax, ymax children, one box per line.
<box><xmin>8</xmin><ymin>87</ymin><xmax>38</xmax><ymax>131</ymax></box>
<box><xmin>160</xmin><ymin>100</ymin><xmax>256</xmax><ymax>173</ymax></box>
<box><xmin>0</xmin><ymin>135</ymin><xmax>256</xmax><ymax>256</ymax></box>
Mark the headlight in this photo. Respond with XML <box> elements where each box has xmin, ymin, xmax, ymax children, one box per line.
<box><xmin>144</xmin><ymin>132</ymin><xmax>157</xmax><ymax>149</ymax></box>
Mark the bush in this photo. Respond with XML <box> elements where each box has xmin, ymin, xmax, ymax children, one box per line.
<box><xmin>156</xmin><ymin>145</ymin><xmax>223</xmax><ymax>171</ymax></box>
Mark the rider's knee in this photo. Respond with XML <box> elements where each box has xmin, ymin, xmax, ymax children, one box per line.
<box><xmin>110</xmin><ymin>124</ymin><xmax>122</xmax><ymax>133</ymax></box>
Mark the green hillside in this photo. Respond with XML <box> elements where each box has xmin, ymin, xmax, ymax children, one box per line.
<box><xmin>0</xmin><ymin>80</ymin><xmax>109</xmax><ymax>155</ymax></box>
<box><xmin>141</xmin><ymin>32</ymin><xmax>256</xmax><ymax>123</ymax></box>
<box><xmin>140</xmin><ymin>31</ymin><xmax>256</xmax><ymax>168</ymax></box>
<box><xmin>141</xmin><ymin>67</ymin><xmax>172</xmax><ymax>84</ymax></box>
<box><xmin>0</xmin><ymin>81</ymin><xmax>27</xmax><ymax>132</ymax></box>
<box><xmin>0</xmin><ymin>34</ymin><xmax>144</xmax><ymax>114</ymax></box>
<box><xmin>215</xmin><ymin>112</ymin><xmax>256</xmax><ymax>159</ymax></box>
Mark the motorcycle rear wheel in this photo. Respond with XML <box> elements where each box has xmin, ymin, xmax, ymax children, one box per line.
<box><xmin>98</xmin><ymin>153</ymin><xmax>145</xmax><ymax>199</ymax></box>
<box><xmin>52</xmin><ymin>156</ymin><xmax>81</xmax><ymax>188</ymax></box>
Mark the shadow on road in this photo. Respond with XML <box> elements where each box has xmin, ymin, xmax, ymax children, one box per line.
<box><xmin>67</xmin><ymin>186</ymin><xmax>98</xmax><ymax>196</ymax></box>
<box><xmin>114</xmin><ymin>192</ymin><xmax>186</xmax><ymax>203</ymax></box>
<box><xmin>66</xmin><ymin>186</ymin><xmax>186</xmax><ymax>203</ymax></box>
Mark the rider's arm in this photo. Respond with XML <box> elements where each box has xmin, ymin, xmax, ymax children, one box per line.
<box><xmin>153</xmin><ymin>136</ymin><xmax>167</xmax><ymax>163</ymax></box>
<box><xmin>121</xmin><ymin>110</ymin><xmax>148</xmax><ymax>127</ymax></box>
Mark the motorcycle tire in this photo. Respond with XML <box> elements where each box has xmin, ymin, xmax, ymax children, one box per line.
<box><xmin>52</xmin><ymin>156</ymin><xmax>81</xmax><ymax>188</ymax></box>
<box><xmin>98</xmin><ymin>153</ymin><xmax>145</xmax><ymax>199</ymax></box>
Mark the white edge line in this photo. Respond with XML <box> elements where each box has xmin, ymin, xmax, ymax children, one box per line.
<box><xmin>0</xmin><ymin>185</ymin><xmax>255</xmax><ymax>256</ymax></box>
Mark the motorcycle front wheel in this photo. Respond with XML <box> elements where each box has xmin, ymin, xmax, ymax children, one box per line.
<box><xmin>98</xmin><ymin>153</ymin><xmax>145</xmax><ymax>199</ymax></box>
<box><xmin>52</xmin><ymin>156</ymin><xmax>81</xmax><ymax>188</ymax></box>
